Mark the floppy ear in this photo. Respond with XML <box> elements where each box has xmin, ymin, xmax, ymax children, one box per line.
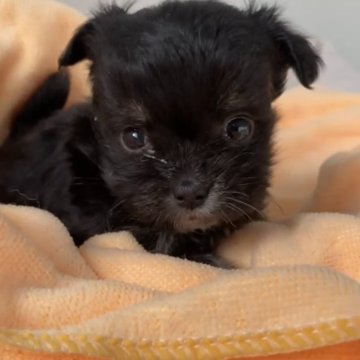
<box><xmin>250</xmin><ymin>5</ymin><xmax>323</xmax><ymax>96</ymax></box>
<box><xmin>275</xmin><ymin>28</ymin><xmax>323</xmax><ymax>89</ymax></box>
<box><xmin>59</xmin><ymin>4</ymin><xmax>129</xmax><ymax>68</ymax></box>
<box><xmin>59</xmin><ymin>21</ymin><xmax>94</xmax><ymax>67</ymax></box>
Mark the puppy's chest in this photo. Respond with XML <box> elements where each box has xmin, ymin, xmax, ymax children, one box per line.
<box><xmin>69</xmin><ymin>146</ymin><xmax>113</xmax><ymax>213</ymax></box>
<box><xmin>126</xmin><ymin>224</ymin><xmax>230</xmax><ymax>257</ymax></box>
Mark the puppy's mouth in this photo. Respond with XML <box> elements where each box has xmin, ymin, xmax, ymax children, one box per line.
<box><xmin>169</xmin><ymin>189</ymin><xmax>221</xmax><ymax>233</ymax></box>
<box><xmin>172</xmin><ymin>209</ymin><xmax>221</xmax><ymax>233</ymax></box>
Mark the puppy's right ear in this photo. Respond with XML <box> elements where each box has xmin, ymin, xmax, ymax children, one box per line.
<box><xmin>59</xmin><ymin>21</ymin><xmax>94</xmax><ymax>67</ymax></box>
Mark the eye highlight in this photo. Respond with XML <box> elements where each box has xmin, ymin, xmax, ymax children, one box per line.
<box><xmin>121</xmin><ymin>127</ymin><xmax>147</xmax><ymax>151</ymax></box>
<box><xmin>225</xmin><ymin>117</ymin><xmax>254</xmax><ymax>141</ymax></box>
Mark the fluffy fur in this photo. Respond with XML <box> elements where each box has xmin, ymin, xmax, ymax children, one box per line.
<box><xmin>0</xmin><ymin>0</ymin><xmax>322</xmax><ymax>267</ymax></box>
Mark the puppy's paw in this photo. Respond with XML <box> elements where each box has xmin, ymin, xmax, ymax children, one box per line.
<box><xmin>187</xmin><ymin>253</ymin><xmax>235</xmax><ymax>269</ymax></box>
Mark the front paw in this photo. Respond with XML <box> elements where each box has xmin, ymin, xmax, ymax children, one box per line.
<box><xmin>186</xmin><ymin>253</ymin><xmax>235</xmax><ymax>269</ymax></box>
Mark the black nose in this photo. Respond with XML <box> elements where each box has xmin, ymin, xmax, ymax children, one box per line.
<box><xmin>172</xmin><ymin>178</ymin><xmax>209</xmax><ymax>209</ymax></box>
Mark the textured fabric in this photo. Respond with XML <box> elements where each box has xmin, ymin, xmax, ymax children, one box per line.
<box><xmin>1</xmin><ymin>0</ymin><xmax>360</xmax><ymax>359</ymax></box>
<box><xmin>0</xmin><ymin>0</ymin><xmax>89</xmax><ymax>144</ymax></box>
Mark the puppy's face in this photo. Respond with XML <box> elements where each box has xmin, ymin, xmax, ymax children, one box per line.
<box><xmin>60</xmin><ymin>1</ymin><xmax>322</xmax><ymax>233</ymax></box>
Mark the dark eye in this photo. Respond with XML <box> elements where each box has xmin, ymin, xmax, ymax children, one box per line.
<box><xmin>121</xmin><ymin>127</ymin><xmax>146</xmax><ymax>151</ymax></box>
<box><xmin>225</xmin><ymin>117</ymin><xmax>254</xmax><ymax>141</ymax></box>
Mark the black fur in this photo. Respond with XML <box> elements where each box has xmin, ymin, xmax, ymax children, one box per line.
<box><xmin>0</xmin><ymin>0</ymin><xmax>322</xmax><ymax>267</ymax></box>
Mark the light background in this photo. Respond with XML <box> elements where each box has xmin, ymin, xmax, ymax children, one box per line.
<box><xmin>59</xmin><ymin>0</ymin><xmax>360</xmax><ymax>91</ymax></box>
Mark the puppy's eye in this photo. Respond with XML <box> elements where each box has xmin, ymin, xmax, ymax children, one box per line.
<box><xmin>225</xmin><ymin>117</ymin><xmax>254</xmax><ymax>141</ymax></box>
<box><xmin>121</xmin><ymin>127</ymin><xmax>146</xmax><ymax>151</ymax></box>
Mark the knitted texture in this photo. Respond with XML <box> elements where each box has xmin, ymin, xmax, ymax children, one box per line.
<box><xmin>0</xmin><ymin>0</ymin><xmax>360</xmax><ymax>359</ymax></box>
<box><xmin>0</xmin><ymin>0</ymin><xmax>89</xmax><ymax>144</ymax></box>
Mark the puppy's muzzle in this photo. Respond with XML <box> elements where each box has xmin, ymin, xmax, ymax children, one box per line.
<box><xmin>172</xmin><ymin>176</ymin><xmax>210</xmax><ymax>209</ymax></box>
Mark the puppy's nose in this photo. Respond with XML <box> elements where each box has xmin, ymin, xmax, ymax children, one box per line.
<box><xmin>172</xmin><ymin>178</ymin><xmax>209</xmax><ymax>209</ymax></box>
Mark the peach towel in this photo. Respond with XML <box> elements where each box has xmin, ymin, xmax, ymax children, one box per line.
<box><xmin>0</xmin><ymin>0</ymin><xmax>89</xmax><ymax>145</ymax></box>
<box><xmin>0</xmin><ymin>0</ymin><xmax>360</xmax><ymax>359</ymax></box>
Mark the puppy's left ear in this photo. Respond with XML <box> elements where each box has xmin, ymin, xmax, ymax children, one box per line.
<box><xmin>59</xmin><ymin>21</ymin><xmax>94</xmax><ymax>67</ymax></box>
<box><xmin>274</xmin><ymin>28</ymin><xmax>323</xmax><ymax>89</ymax></box>
<box><xmin>251</xmin><ymin>6</ymin><xmax>323</xmax><ymax>97</ymax></box>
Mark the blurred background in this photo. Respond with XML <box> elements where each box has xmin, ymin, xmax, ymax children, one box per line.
<box><xmin>60</xmin><ymin>0</ymin><xmax>360</xmax><ymax>91</ymax></box>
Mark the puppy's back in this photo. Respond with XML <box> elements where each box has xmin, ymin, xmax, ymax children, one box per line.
<box><xmin>9</xmin><ymin>70</ymin><xmax>70</xmax><ymax>141</ymax></box>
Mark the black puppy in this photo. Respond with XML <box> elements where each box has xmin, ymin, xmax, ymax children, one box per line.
<box><xmin>0</xmin><ymin>0</ymin><xmax>322</xmax><ymax>267</ymax></box>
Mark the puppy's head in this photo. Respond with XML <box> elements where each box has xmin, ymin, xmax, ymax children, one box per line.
<box><xmin>60</xmin><ymin>0</ymin><xmax>322</xmax><ymax>233</ymax></box>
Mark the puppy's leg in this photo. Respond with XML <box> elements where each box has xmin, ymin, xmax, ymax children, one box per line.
<box><xmin>135</xmin><ymin>229</ymin><xmax>234</xmax><ymax>268</ymax></box>
<box><xmin>185</xmin><ymin>253</ymin><xmax>235</xmax><ymax>268</ymax></box>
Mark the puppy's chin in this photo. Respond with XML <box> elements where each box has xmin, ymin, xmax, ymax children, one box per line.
<box><xmin>167</xmin><ymin>190</ymin><xmax>220</xmax><ymax>233</ymax></box>
<box><xmin>172</xmin><ymin>210</ymin><xmax>221</xmax><ymax>233</ymax></box>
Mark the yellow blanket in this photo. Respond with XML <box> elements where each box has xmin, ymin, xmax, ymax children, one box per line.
<box><xmin>1</xmin><ymin>1</ymin><xmax>360</xmax><ymax>359</ymax></box>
